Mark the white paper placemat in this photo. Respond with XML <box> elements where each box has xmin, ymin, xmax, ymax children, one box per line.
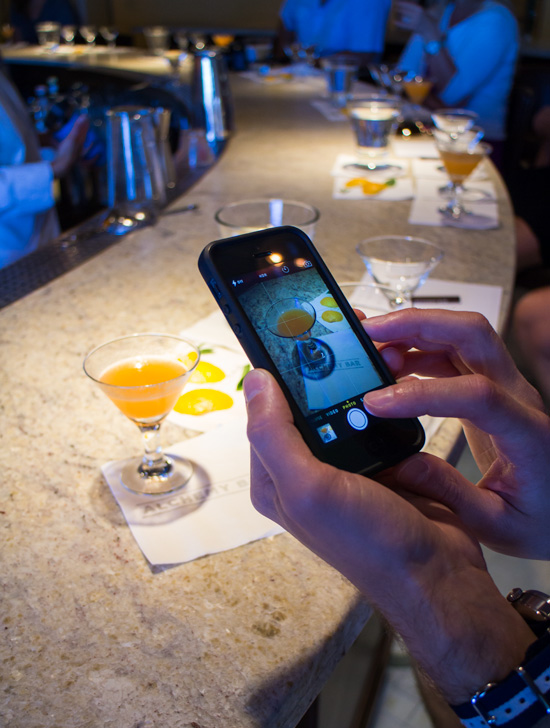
<box><xmin>102</xmin><ymin>422</ymin><xmax>283</xmax><ymax>567</ymax></box>
<box><xmin>409</xmin><ymin>178</ymin><xmax>499</xmax><ymax>229</ymax></box>
<box><xmin>166</xmin><ymin>311</ymin><xmax>251</xmax><ymax>433</ymax></box>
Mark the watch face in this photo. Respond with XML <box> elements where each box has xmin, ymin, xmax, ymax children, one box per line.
<box><xmin>425</xmin><ymin>40</ymin><xmax>442</xmax><ymax>55</ymax></box>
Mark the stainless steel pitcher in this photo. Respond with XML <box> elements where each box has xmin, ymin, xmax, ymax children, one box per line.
<box><xmin>192</xmin><ymin>49</ymin><xmax>234</xmax><ymax>149</ymax></box>
<box><xmin>105</xmin><ymin>106</ymin><xmax>166</xmax><ymax>235</ymax></box>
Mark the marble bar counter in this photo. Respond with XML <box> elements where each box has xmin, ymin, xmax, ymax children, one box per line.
<box><xmin>0</xmin><ymin>74</ymin><xmax>516</xmax><ymax>727</ymax></box>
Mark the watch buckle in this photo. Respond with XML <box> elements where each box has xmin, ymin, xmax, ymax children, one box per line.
<box><xmin>471</xmin><ymin>683</ymin><xmax>498</xmax><ymax>726</ymax></box>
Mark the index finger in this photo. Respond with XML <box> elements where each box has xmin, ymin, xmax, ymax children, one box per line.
<box><xmin>362</xmin><ymin>308</ymin><xmax>528</xmax><ymax>392</ymax></box>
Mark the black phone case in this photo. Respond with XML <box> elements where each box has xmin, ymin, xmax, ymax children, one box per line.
<box><xmin>198</xmin><ymin>226</ymin><xmax>425</xmax><ymax>475</ymax></box>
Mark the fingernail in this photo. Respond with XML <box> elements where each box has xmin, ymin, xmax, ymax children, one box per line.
<box><xmin>243</xmin><ymin>369</ymin><xmax>268</xmax><ymax>404</ymax></box>
<box><xmin>396</xmin><ymin>456</ymin><xmax>430</xmax><ymax>484</ymax></box>
<box><xmin>363</xmin><ymin>387</ymin><xmax>394</xmax><ymax>411</ymax></box>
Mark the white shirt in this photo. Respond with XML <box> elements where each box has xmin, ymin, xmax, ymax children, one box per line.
<box><xmin>0</xmin><ymin>70</ymin><xmax>59</xmax><ymax>269</ymax></box>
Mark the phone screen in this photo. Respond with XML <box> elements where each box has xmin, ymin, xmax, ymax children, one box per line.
<box><xmin>200</xmin><ymin>227</ymin><xmax>424</xmax><ymax>473</ymax></box>
<box><xmin>233</xmin><ymin>253</ymin><xmax>387</xmax><ymax>448</ymax></box>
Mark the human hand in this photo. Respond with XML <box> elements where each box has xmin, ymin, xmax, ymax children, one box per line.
<box><xmin>50</xmin><ymin>114</ymin><xmax>90</xmax><ymax>178</ymax></box>
<box><xmin>394</xmin><ymin>0</ymin><xmax>441</xmax><ymax>42</ymax></box>
<box><xmin>243</xmin><ymin>367</ymin><xmax>535</xmax><ymax>703</ymax></box>
<box><xmin>362</xmin><ymin>308</ymin><xmax>550</xmax><ymax>559</ymax></box>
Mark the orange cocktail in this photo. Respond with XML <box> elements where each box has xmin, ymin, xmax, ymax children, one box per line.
<box><xmin>99</xmin><ymin>355</ymin><xmax>192</xmax><ymax>423</ymax></box>
<box><xmin>438</xmin><ymin>148</ymin><xmax>484</xmax><ymax>184</ymax></box>
<box><xmin>403</xmin><ymin>78</ymin><xmax>433</xmax><ymax>105</ymax></box>
<box><xmin>84</xmin><ymin>333</ymin><xmax>200</xmax><ymax>495</ymax></box>
<box><xmin>276</xmin><ymin>308</ymin><xmax>315</xmax><ymax>339</ymax></box>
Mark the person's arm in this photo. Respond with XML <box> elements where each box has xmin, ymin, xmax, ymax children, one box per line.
<box><xmin>361</xmin><ymin>308</ymin><xmax>550</xmax><ymax>559</ymax></box>
<box><xmin>243</xmin><ymin>367</ymin><xmax>537</xmax><ymax>706</ymax></box>
<box><xmin>0</xmin><ymin>161</ymin><xmax>55</xmax><ymax>214</ymax></box>
<box><xmin>393</xmin><ymin>0</ymin><xmax>456</xmax><ymax>97</ymax></box>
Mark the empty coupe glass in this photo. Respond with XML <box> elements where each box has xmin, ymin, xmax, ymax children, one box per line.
<box><xmin>357</xmin><ymin>236</ymin><xmax>444</xmax><ymax>307</ymax></box>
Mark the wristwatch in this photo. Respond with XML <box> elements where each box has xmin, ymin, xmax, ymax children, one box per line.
<box><xmin>424</xmin><ymin>38</ymin><xmax>445</xmax><ymax>55</ymax></box>
<box><xmin>452</xmin><ymin>589</ymin><xmax>550</xmax><ymax>728</ymax></box>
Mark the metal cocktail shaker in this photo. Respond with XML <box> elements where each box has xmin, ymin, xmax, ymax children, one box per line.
<box><xmin>192</xmin><ymin>49</ymin><xmax>234</xmax><ymax>150</ymax></box>
<box><xmin>105</xmin><ymin>106</ymin><xmax>166</xmax><ymax>235</ymax></box>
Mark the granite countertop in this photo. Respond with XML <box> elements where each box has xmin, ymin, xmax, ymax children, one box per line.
<box><xmin>0</xmin><ymin>74</ymin><xmax>516</xmax><ymax>727</ymax></box>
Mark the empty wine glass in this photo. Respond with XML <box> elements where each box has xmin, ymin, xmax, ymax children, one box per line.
<box><xmin>356</xmin><ymin>236</ymin><xmax>444</xmax><ymax>307</ymax></box>
<box><xmin>60</xmin><ymin>25</ymin><xmax>76</xmax><ymax>45</ymax></box>
<box><xmin>99</xmin><ymin>26</ymin><xmax>118</xmax><ymax>48</ymax></box>
<box><xmin>84</xmin><ymin>333</ymin><xmax>200</xmax><ymax>495</ymax></box>
<box><xmin>80</xmin><ymin>25</ymin><xmax>97</xmax><ymax>47</ymax></box>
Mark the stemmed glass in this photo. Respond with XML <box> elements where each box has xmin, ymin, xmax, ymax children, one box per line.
<box><xmin>431</xmin><ymin>109</ymin><xmax>489</xmax><ymax>200</ymax></box>
<box><xmin>432</xmin><ymin>108</ymin><xmax>478</xmax><ymax>139</ymax></box>
<box><xmin>402</xmin><ymin>73</ymin><xmax>433</xmax><ymax>106</ymax></box>
<box><xmin>60</xmin><ymin>25</ymin><xmax>76</xmax><ymax>45</ymax></box>
<box><xmin>84</xmin><ymin>333</ymin><xmax>200</xmax><ymax>495</ymax></box>
<box><xmin>356</xmin><ymin>236</ymin><xmax>444</xmax><ymax>307</ymax></box>
<box><xmin>99</xmin><ymin>26</ymin><xmax>118</xmax><ymax>48</ymax></box>
<box><xmin>434</xmin><ymin>133</ymin><xmax>492</xmax><ymax>220</ymax></box>
<box><xmin>80</xmin><ymin>25</ymin><xmax>97</xmax><ymax>47</ymax></box>
<box><xmin>266</xmin><ymin>298</ymin><xmax>335</xmax><ymax>380</ymax></box>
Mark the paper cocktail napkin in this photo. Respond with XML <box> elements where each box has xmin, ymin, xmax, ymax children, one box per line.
<box><xmin>409</xmin><ymin>177</ymin><xmax>499</xmax><ymax>229</ymax></box>
<box><xmin>166</xmin><ymin>311</ymin><xmax>251</xmax><ymax>433</ymax></box>
<box><xmin>102</xmin><ymin>421</ymin><xmax>283</xmax><ymax>567</ymax></box>
<box><xmin>331</xmin><ymin>154</ymin><xmax>414</xmax><ymax>200</ymax></box>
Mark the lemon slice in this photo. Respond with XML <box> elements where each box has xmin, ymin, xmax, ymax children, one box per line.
<box><xmin>345</xmin><ymin>177</ymin><xmax>388</xmax><ymax>195</ymax></box>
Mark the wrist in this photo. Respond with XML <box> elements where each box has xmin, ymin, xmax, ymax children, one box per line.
<box><xmin>390</xmin><ymin>567</ymin><xmax>537</xmax><ymax>705</ymax></box>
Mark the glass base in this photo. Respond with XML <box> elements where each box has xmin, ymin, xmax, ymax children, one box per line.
<box><xmin>120</xmin><ymin>454</ymin><xmax>194</xmax><ymax>495</ymax></box>
<box><xmin>439</xmin><ymin>183</ymin><xmax>492</xmax><ymax>202</ymax></box>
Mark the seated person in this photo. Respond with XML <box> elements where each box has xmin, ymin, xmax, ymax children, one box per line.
<box><xmin>276</xmin><ymin>0</ymin><xmax>392</xmax><ymax>63</ymax></box>
<box><xmin>394</xmin><ymin>0</ymin><xmax>519</xmax><ymax>165</ymax></box>
<box><xmin>244</xmin><ymin>307</ymin><xmax>550</xmax><ymax>727</ymax></box>
<box><xmin>0</xmin><ymin>64</ymin><xmax>88</xmax><ymax>269</ymax></box>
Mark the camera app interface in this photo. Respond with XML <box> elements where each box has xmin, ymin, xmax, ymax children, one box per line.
<box><xmin>235</xmin><ymin>255</ymin><xmax>384</xmax><ymax>445</ymax></box>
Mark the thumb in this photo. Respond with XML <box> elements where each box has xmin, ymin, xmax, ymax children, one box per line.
<box><xmin>392</xmin><ymin>452</ymin><xmax>488</xmax><ymax>522</ymax></box>
<box><xmin>243</xmin><ymin>368</ymin><xmax>325</xmax><ymax>491</ymax></box>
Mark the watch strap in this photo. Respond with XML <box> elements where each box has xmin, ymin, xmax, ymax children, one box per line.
<box><xmin>452</xmin><ymin>631</ymin><xmax>550</xmax><ymax>728</ymax></box>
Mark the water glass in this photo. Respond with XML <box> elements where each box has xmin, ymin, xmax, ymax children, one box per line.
<box><xmin>36</xmin><ymin>21</ymin><xmax>60</xmax><ymax>51</ymax></box>
<box><xmin>348</xmin><ymin>95</ymin><xmax>401</xmax><ymax>164</ymax></box>
<box><xmin>322</xmin><ymin>56</ymin><xmax>358</xmax><ymax>109</ymax></box>
<box><xmin>215</xmin><ymin>199</ymin><xmax>320</xmax><ymax>239</ymax></box>
<box><xmin>144</xmin><ymin>26</ymin><xmax>170</xmax><ymax>56</ymax></box>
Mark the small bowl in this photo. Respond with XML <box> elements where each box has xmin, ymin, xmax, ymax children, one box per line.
<box><xmin>214</xmin><ymin>199</ymin><xmax>320</xmax><ymax>239</ymax></box>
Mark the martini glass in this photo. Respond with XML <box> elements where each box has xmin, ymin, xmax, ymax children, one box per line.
<box><xmin>434</xmin><ymin>134</ymin><xmax>492</xmax><ymax>220</ymax></box>
<box><xmin>356</xmin><ymin>236</ymin><xmax>444</xmax><ymax>307</ymax></box>
<box><xmin>431</xmin><ymin>108</ymin><xmax>478</xmax><ymax>139</ymax></box>
<box><xmin>266</xmin><ymin>298</ymin><xmax>335</xmax><ymax>380</ymax></box>
<box><xmin>431</xmin><ymin>110</ymin><xmax>491</xmax><ymax>201</ymax></box>
<box><xmin>402</xmin><ymin>74</ymin><xmax>433</xmax><ymax>105</ymax></box>
<box><xmin>84</xmin><ymin>333</ymin><xmax>200</xmax><ymax>495</ymax></box>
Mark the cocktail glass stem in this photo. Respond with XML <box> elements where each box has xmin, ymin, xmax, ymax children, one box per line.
<box><xmin>441</xmin><ymin>182</ymin><xmax>466</xmax><ymax>219</ymax></box>
<box><xmin>137</xmin><ymin>423</ymin><xmax>172</xmax><ymax>479</ymax></box>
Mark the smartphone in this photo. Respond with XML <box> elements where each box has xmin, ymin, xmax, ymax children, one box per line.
<box><xmin>198</xmin><ymin>226</ymin><xmax>425</xmax><ymax>475</ymax></box>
